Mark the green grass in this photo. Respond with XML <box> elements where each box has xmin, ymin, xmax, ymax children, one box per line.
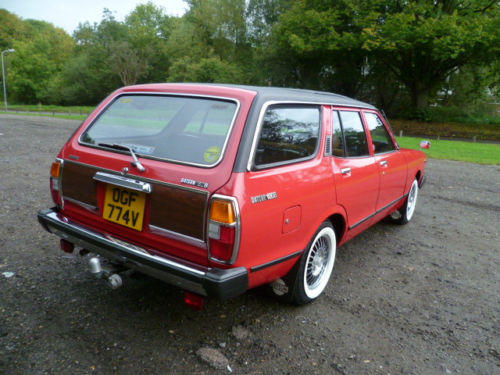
<box><xmin>8</xmin><ymin>104</ymin><xmax>95</xmax><ymax>115</ymax></box>
<box><xmin>397</xmin><ymin>136</ymin><xmax>500</xmax><ymax>165</ymax></box>
<box><xmin>0</xmin><ymin>111</ymin><xmax>87</xmax><ymax>121</ymax></box>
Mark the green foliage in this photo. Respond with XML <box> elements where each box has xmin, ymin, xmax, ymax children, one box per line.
<box><xmin>1</xmin><ymin>0</ymin><xmax>498</xmax><ymax>123</ymax></box>
<box><xmin>168</xmin><ymin>56</ymin><xmax>245</xmax><ymax>83</ymax></box>
<box><xmin>8</xmin><ymin>20</ymin><xmax>74</xmax><ymax>104</ymax></box>
<box><xmin>391</xmin><ymin>119</ymin><xmax>500</xmax><ymax>141</ymax></box>
<box><xmin>396</xmin><ymin>136</ymin><xmax>500</xmax><ymax>165</ymax></box>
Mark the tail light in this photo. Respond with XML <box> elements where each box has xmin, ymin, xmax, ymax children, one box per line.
<box><xmin>207</xmin><ymin>195</ymin><xmax>240</xmax><ymax>264</ymax></box>
<box><xmin>50</xmin><ymin>159</ymin><xmax>63</xmax><ymax>207</ymax></box>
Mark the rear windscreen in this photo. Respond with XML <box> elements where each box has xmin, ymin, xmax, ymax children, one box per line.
<box><xmin>80</xmin><ymin>94</ymin><xmax>238</xmax><ymax>167</ymax></box>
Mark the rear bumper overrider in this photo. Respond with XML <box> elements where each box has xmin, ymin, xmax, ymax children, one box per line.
<box><xmin>37</xmin><ymin>208</ymin><xmax>248</xmax><ymax>299</ymax></box>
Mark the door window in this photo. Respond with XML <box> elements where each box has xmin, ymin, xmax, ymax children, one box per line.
<box><xmin>364</xmin><ymin>112</ymin><xmax>395</xmax><ymax>154</ymax></box>
<box><xmin>333</xmin><ymin>110</ymin><xmax>370</xmax><ymax>157</ymax></box>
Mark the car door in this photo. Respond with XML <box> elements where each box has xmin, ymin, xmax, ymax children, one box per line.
<box><xmin>332</xmin><ymin>109</ymin><xmax>379</xmax><ymax>235</ymax></box>
<box><xmin>363</xmin><ymin>111</ymin><xmax>407</xmax><ymax>212</ymax></box>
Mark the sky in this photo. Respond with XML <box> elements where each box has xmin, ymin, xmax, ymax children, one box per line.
<box><xmin>1</xmin><ymin>0</ymin><xmax>188</xmax><ymax>35</ymax></box>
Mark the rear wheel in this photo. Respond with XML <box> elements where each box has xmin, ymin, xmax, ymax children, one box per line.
<box><xmin>280</xmin><ymin>222</ymin><xmax>337</xmax><ymax>304</ymax></box>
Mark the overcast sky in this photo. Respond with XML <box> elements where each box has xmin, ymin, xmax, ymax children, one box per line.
<box><xmin>2</xmin><ymin>0</ymin><xmax>188</xmax><ymax>35</ymax></box>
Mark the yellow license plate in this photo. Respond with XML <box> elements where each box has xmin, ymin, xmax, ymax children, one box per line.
<box><xmin>102</xmin><ymin>185</ymin><xmax>146</xmax><ymax>231</ymax></box>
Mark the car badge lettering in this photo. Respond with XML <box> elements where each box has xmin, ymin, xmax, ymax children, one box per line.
<box><xmin>251</xmin><ymin>192</ymin><xmax>278</xmax><ymax>204</ymax></box>
<box><xmin>181</xmin><ymin>178</ymin><xmax>209</xmax><ymax>189</ymax></box>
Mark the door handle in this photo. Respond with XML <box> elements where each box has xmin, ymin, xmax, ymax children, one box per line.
<box><xmin>341</xmin><ymin>167</ymin><xmax>351</xmax><ymax>175</ymax></box>
<box><xmin>380</xmin><ymin>160</ymin><xmax>388</xmax><ymax>167</ymax></box>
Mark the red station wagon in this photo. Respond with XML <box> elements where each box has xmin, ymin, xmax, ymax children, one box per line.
<box><xmin>38</xmin><ymin>84</ymin><xmax>427</xmax><ymax>307</ymax></box>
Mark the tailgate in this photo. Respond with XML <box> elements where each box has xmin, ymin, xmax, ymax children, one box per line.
<box><xmin>60</xmin><ymin>160</ymin><xmax>209</xmax><ymax>264</ymax></box>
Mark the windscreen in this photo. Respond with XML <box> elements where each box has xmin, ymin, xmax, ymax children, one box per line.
<box><xmin>80</xmin><ymin>94</ymin><xmax>238</xmax><ymax>166</ymax></box>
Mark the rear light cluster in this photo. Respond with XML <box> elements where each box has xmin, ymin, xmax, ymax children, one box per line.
<box><xmin>207</xmin><ymin>195</ymin><xmax>240</xmax><ymax>264</ymax></box>
<box><xmin>50</xmin><ymin>159</ymin><xmax>63</xmax><ymax>207</ymax></box>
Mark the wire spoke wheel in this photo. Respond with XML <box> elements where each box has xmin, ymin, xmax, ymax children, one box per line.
<box><xmin>300</xmin><ymin>223</ymin><xmax>336</xmax><ymax>301</ymax></box>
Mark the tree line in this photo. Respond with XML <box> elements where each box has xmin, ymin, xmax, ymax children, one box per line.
<box><xmin>1</xmin><ymin>0</ymin><xmax>498</xmax><ymax>118</ymax></box>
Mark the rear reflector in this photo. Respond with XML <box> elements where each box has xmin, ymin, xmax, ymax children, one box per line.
<box><xmin>184</xmin><ymin>292</ymin><xmax>205</xmax><ymax>310</ymax></box>
<box><xmin>60</xmin><ymin>239</ymin><xmax>74</xmax><ymax>253</ymax></box>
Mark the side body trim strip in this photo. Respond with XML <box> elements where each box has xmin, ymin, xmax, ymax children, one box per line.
<box><xmin>250</xmin><ymin>250</ymin><xmax>303</xmax><ymax>273</ymax></box>
<box><xmin>349</xmin><ymin>193</ymin><xmax>408</xmax><ymax>230</ymax></box>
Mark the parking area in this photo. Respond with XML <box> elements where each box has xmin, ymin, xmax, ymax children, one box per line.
<box><xmin>0</xmin><ymin>114</ymin><xmax>499</xmax><ymax>375</ymax></box>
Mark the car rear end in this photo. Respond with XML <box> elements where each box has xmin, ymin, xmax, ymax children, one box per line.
<box><xmin>38</xmin><ymin>84</ymin><xmax>256</xmax><ymax>301</ymax></box>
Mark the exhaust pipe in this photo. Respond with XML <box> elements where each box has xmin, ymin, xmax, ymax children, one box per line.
<box><xmin>88</xmin><ymin>256</ymin><xmax>123</xmax><ymax>290</ymax></box>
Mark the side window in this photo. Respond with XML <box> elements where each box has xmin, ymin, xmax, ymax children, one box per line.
<box><xmin>332</xmin><ymin>111</ymin><xmax>345</xmax><ymax>157</ymax></box>
<box><xmin>254</xmin><ymin>105</ymin><xmax>320</xmax><ymax>167</ymax></box>
<box><xmin>364</xmin><ymin>112</ymin><xmax>395</xmax><ymax>153</ymax></box>
<box><xmin>339</xmin><ymin>111</ymin><xmax>369</xmax><ymax>157</ymax></box>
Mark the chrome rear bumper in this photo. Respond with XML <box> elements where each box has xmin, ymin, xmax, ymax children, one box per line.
<box><xmin>37</xmin><ymin>208</ymin><xmax>248</xmax><ymax>299</ymax></box>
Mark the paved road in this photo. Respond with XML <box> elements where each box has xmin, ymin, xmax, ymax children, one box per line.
<box><xmin>0</xmin><ymin>114</ymin><xmax>499</xmax><ymax>375</ymax></box>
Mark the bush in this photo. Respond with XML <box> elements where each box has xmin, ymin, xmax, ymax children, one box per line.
<box><xmin>390</xmin><ymin>119</ymin><xmax>500</xmax><ymax>141</ymax></box>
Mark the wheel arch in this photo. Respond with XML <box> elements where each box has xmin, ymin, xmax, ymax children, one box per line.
<box><xmin>326</xmin><ymin>212</ymin><xmax>347</xmax><ymax>245</ymax></box>
<box><xmin>416</xmin><ymin>170</ymin><xmax>422</xmax><ymax>184</ymax></box>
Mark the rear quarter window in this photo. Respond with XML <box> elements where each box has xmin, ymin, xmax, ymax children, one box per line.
<box><xmin>254</xmin><ymin>105</ymin><xmax>321</xmax><ymax>169</ymax></box>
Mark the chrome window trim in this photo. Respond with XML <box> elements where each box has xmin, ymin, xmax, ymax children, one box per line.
<box><xmin>78</xmin><ymin>92</ymin><xmax>241</xmax><ymax>169</ymax></box>
<box><xmin>207</xmin><ymin>194</ymin><xmax>241</xmax><ymax>265</ymax></box>
<box><xmin>246</xmin><ymin>101</ymin><xmax>324</xmax><ymax>172</ymax></box>
<box><xmin>55</xmin><ymin>157</ymin><xmax>65</xmax><ymax>209</ymax></box>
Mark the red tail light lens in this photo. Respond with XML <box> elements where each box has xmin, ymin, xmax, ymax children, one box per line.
<box><xmin>208</xmin><ymin>196</ymin><xmax>240</xmax><ymax>264</ymax></box>
<box><xmin>50</xmin><ymin>160</ymin><xmax>63</xmax><ymax>207</ymax></box>
<box><xmin>209</xmin><ymin>225</ymin><xmax>236</xmax><ymax>261</ymax></box>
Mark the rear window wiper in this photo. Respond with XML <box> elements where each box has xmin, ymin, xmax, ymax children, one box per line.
<box><xmin>98</xmin><ymin>143</ymin><xmax>146</xmax><ymax>172</ymax></box>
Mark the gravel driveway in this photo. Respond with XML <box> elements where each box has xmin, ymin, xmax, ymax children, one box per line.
<box><xmin>0</xmin><ymin>114</ymin><xmax>499</xmax><ymax>375</ymax></box>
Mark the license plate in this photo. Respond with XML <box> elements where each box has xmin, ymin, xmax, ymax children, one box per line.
<box><xmin>102</xmin><ymin>185</ymin><xmax>146</xmax><ymax>231</ymax></box>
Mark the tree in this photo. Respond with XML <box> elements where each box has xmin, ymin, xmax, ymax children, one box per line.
<box><xmin>125</xmin><ymin>2</ymin><xmax>174</xmax><ymax>82</ymax></box>
<box><xmin>267</xmin><ymin>0</ymin><xmax>368</xmax><ymax>96</ymax></box>
<box><xmin>9</xmin><ymin>19</ymin><xmax>74</xmax><ymax>104</ymax></box>
<box><xmin>358</xmin><ymin>0</ymin><xmax>500</xmax><ymax>110</ymax></box>
<box><xmin>109</xmin><ymin>41</ymin><xmax>147</xmax><ymax>86</ymax></box>
<box><xmin>270</xmin><ymin>0</ymin><xmax>500</xmax><ymax>112</ymax></box>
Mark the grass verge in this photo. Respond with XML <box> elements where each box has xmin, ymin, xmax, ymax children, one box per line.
<box><xmin>397</xmin><ymin>136</ymin><xmax>500</xmax><ymax>165</ymax></box>
<box><xmin>390</xmin><ymin>119</ymin><xmax>500</xmax><ymax>142</ymax></box>
<box><xmin>0</xmin><ymin>111</ymin><xmax>87</xmax><ymax>121</ymax></box>
<box><xmin>8</xmin><ymin>104</ymin><xmax>94</xmax><ymax>115</ymax></box>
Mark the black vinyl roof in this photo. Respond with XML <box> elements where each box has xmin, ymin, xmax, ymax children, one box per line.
<box><xmin>126</xmin><ymin>82</ymin><xmax>376</xmax><ymax>110</ymax></box>
<box><xmin>209</xmin><ymin>83</ymin><xmax>377</xmax><ymax>110</ymax></box>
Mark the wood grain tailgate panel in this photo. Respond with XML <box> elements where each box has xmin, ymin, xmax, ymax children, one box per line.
<box><xmin>62</xmin><ymin>161</ymin><xmax>98</xmax><ymax>207</ymax></box>
<box><xmin>61</xmin><ymin>160</ymin><xmax>207</xmax><ymax>240</ymax></box>
<box><xmin>149</xmin><ymin>184</ymin><xmax>207</xmax><ymax>240</ymax></box>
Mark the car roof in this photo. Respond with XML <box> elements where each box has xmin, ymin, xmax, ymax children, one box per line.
<box><xmin>124</xmin><ymin>83</ymin><xmax>377</xmax><ymax>110</ymax></box>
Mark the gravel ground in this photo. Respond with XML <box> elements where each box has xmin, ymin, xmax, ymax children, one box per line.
<box><xmin>0</xmin><ymin>114</ymin><xmax>499</xmax><ymax>375</ymax></box>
